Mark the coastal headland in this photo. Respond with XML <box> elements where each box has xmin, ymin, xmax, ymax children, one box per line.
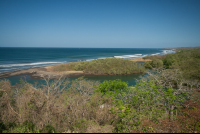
<box><xmin>0</xmin><ymin>58</ymin><xmax>151</xmax><ymax>80</ymax></box>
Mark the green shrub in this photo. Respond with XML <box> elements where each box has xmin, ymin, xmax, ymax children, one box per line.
<box><xmin>2</xmin><ymin>121</ymin><xmax>39</xmax><ymax>133</ymax></box>
<box><xmin>40</xmin><ymin>125</ymin><xmax>56</xmax><ymax>133</ymax></box>
<box><xmin>143</xmin><ymin>61</ymin><xmax>153</xmax><ymax>69</ymax></box>
<box><xmin>163</xmin><ymin>54</ymin><xmax>177</xmax><ymax>69</ymax></box>
<box><xmin>95</xmin><ymin>79</ymin><xmax>129</xmax><ymax>95</ymax></box>
<box><xmin>0</xmin><ymin>122</ymin><xmax>6</xmax><ymax>133</ymax></box>
<box><xmin>143</xmin><ymin>59</ymin><xmax>163</xmax><ymax>69</ymax></box>
<box><xmin>151</xmin><ymin>59</ymin><xmax>163</xmax><ymax>68</ymax></box>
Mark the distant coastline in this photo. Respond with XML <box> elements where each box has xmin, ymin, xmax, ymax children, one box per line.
<box><xmin>164</xmin><ymin>46</ymin><xmax>200</xmax><ymax>50</ymax></box>
<box><xmin>0</xmin><ymin>58</ymin><xmax>151</xmax><ymax>80</ymax></box>
<box><xmin>0</xmin><ymin>48</ymin><xmax>175</xmax><ymax>74</ymax></box>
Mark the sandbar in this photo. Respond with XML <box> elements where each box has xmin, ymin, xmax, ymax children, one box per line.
<box><xmin>0</xmin><ymin>58</ymin><xmax>150</xmax><ymax>79</ymax></box>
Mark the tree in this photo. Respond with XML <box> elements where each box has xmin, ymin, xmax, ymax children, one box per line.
<box><xmin>151</xmin><ymin>59</ymin><xmax>163</xmax><ymax>68</ymax></box>
<box><xmin>143</xmin><ymin>61</ymin><xmax>153</xmax><ymax>69</ymax></box>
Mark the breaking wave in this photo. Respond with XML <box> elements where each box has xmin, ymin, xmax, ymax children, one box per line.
<box><xmin>0</xmin><ymin>48</ymin><xmax>176</xmax><ymax>74</ymax></box>
<box><xmin>0</xmin><ymin>62</ymin><xmax>64</xmax><ymax>68</ymax></box>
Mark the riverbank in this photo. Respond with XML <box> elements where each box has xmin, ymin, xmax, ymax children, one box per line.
<box><xmin>0</xmin><ymin>66</ymin><xmax>86</xmax><ymax>80</ymax></box>
<box><xmin>0</xmin><ymin>58</ymin><xmax>150</xmax><ymax>79</ymax></box>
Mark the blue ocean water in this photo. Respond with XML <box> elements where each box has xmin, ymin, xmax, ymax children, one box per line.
<box><xmin>0</xmin><ymin>47</ymin><xmax>176</xmax><ymax>86</ymax></box>
<box><xmin>0</xmin><ymin>47</ymin><xmax>175</xmax><ymax>73</ymax></box>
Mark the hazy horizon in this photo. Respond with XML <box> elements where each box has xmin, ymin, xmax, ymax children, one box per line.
<box><xmin>0</xmin><ymin>46</ymin><xmax>176</xmax><ymax>48</ymax></box>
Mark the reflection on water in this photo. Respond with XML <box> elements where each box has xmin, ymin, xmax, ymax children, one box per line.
<box><xmin>0</xmin><ymin>73</ymin><xmax>145</xmax><ymax>87</ymax></box>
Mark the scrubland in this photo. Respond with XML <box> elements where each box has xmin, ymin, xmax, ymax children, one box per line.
<box><xmin>0</xmin><ymin>48</ymin><xmax>200</xmax><ymax>133</ymax></box>
<box><xmin>51</xmin><ymin>58</ymin><xmax>145</xmax><ymax>75</ymax></box>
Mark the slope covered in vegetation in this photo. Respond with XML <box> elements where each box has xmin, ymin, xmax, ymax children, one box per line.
<box><xmin>0</xmin><ymin>48</ymin><xmax>200</xmax><ymax>133</ymax></box>
<box><xmin>52</xmin><ymin>58</ymin><xmax>145</xmax><ymax>75</ymax></box>
<box><xmin>143</xmin><ymin>48</ymin><xmax>200</xmax><ymax>81</ymax></box>
<box><xmin>1</xmin><ymin>69</ymin><xmax>200</xmax><ymax>133</ymax></box>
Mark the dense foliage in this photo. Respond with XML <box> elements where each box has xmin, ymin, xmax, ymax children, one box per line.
<box><xmin>143</xmin><ymin>48</ymin><xmax>200</xmax><ymax>81</ymax></box>
<box><xmin>143</xmin><ymin>59</ymin><xmax>163</xmax><ymax>69</ymax></box>
<box><xmin>53</xmin><ymin>58</ymin><xmax>145</xmax><ymax>75</ymax></box>
<box><xmin>0</xmin><ymin>67</ymin><xmax>200</xmax><ymax>133</ymax></box>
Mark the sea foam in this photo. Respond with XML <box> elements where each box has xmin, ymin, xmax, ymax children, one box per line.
<box><xmin>0</xmin><ymin>62</ymin><xmax>63</xmax><ymax>68</ymax></box>
<box><xmin>114</xmin><ymin>54</ymin><xmax>143</xmax><ymax>59</ymax></box>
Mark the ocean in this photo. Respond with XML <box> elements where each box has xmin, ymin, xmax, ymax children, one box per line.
<box><xmin>0</xmin><ymin>47</ymin><xmax>176</xmax><ymax>86</ymax></box>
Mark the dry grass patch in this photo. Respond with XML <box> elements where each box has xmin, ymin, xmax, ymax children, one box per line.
<box><xmin>129</xmin><ymin>58</ymin><xmax>152</xmax><ymax>62</ymax></box>
<box><xmin>44</xmin><ymin>63</ymin><xmax>83</xmax><ymax>73</ymax></box>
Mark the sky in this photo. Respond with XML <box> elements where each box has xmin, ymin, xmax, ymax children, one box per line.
<box><xmin>0</xmin><ymin>0</ymin><xmax>200</xmax><ymax>48</ymax></box>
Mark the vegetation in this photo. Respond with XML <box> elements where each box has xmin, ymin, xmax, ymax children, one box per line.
<box><xmin>52</xmin><ymin>58</ymin><xmax>145</xmax><ymax>75</ymax></box>
<box><xmin>143</xmin><ymin>59</ymin><xmax>163</xmax><ymax>69</ymax></box>
<box><xmin>1</xmin><ymin>67</ymin><xmax>200</xmax><ymax>133</ymax></box>
<box><xmin>143</xmin><ymin>48</ymin><xmax>200</xmax><ymax>81</ymax></box>
<box><xmin>0</xmin><ymin>47</ymin><xmax>200</xmax><ymax>133</ymax></box>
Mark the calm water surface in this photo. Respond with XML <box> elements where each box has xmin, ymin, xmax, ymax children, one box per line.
<box><xmin>1</xmin><ymin>73</ymin><xmax>143</xmax><ymax>86</ymax></box>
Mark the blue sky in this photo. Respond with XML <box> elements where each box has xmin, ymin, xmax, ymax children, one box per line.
<box><xmin>0</xmin><ymin>0</ymin><xmax>200</xmax><ymax>48</ymax></box>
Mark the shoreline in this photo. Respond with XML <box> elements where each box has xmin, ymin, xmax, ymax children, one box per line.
<box><xmin>0</xmin><ymin>58</ymin><xmax>150</xmax><ymax>80</ymax></box>
<box><xmin>0</xmin><ymin>66</ymin><xmax>86</xmax><ymax>80</ymax></box>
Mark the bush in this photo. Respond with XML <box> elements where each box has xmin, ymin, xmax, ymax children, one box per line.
<box><xmin>40</xmin><ymin>125</ymin><xmax>56</xmax><ymax>133</ymax></box>
<box><xmin>151</xmin><ymin>59</ymin><xmax>163</xmax><ymax>68</ymax></box>
<box><xmin>95</xmin><ymin>79</ymin><xmax>129</xmax><ymax>94</ymax></box>
<box><xmin>143</xmin><ymin>61</ymin><xmax>153</xmax><ymax>69</ymax></box>
<box><xmin>143</xmin><ymin>59</ymin><xmax>163</xmax><ymax>69</ymax></box>
<box><xmin>162</xmin><ymin>54</ymin><xmax>178</xmax><ymax>69</ymax></box>
<box><xmin>2</xmin><ymin>121</ymin><xmax>39</xmax><ymax>133</ymax></box>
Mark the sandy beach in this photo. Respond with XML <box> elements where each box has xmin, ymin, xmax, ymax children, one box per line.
<box><xmin>0</xmin><ymin>58</ymin><xmax>151</xmax><ymax>79</ymax></box>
